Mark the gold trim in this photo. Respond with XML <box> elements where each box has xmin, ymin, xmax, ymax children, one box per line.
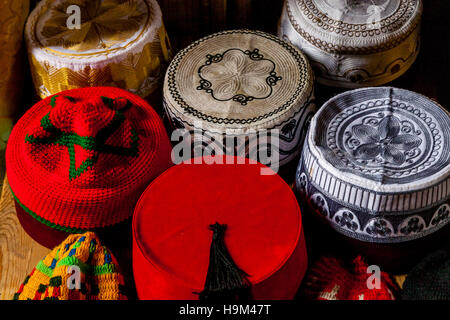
<box><xmin>33</xmin><ymin>0</ymin><xmax>153</xmax><ymax>57</ymax></box>
<box><xmin>30</xmin><ymin>24</ymin><xmax>171</xmax><ymax>98</ymax></box>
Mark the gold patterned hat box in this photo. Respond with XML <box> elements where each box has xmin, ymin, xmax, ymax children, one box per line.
<box><xmin>278</xmin><ymin>0</ymin><xmax>423</xmax><ymax>88</ymax></box>
<box><xmin>25</xmin><ymin>0</ymin><xmax>172</xmax><ymax>99</ymax></box>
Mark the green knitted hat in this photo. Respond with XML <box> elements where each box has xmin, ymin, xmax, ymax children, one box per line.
<box><xmin>402</xmin><ymin>247</ymin><xmax>449</xmax><ymax>300</ymax></box>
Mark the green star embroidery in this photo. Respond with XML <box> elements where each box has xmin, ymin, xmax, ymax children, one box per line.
<box><xmin>25</xmin><ymin>96</ymin><xmax>139</xmax><ymax>180</ymax></box>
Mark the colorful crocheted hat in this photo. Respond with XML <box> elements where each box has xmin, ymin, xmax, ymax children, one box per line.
<box><xmin>14</xmin><ymin>232</ymin><xmax>127</xmax><ymax>300</ymax></box>
<box><xmin>301</xmin><ymin>256</ymin><xmax>398</xmax><ymax>300</ymax></box>
<box><xmin>6</xmin><ymin>87</ymin><xmax>172</xmax><ymax>242</ymax></box>
<box><xmin>402</xmin><ymin>247</ymin><xmax>450</xmax><ymax>300</ymax></box>
<box><xmin>133</xmin><ymin>156</ymin><xmax>308</xmax><ymax>300</ymax></box>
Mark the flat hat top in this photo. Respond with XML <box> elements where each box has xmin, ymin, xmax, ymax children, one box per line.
<box><xmin>27</xmin><ymin>0</ymin><xmax>161</xmax><ymax>61</ymax></box>
<box><xmin>164</xmin><ymin>29</ymin><xmax>313</xmax><ymax>130</ymax></box>
<box><xmin>133</xmin><ymin>159</ymin><xmax>302</xmax><ymax>289</ymax></box>
<box><xmin>287</xmin><ymin>0</ymin><xmax>421</xmax><ymax>51</ymax></box>
<box><xmin>308</xmin><ymin>87</ymin><xmax>450</xmax><ymax>192</ymax></box>
<box><xmin>6</xmin><ymin>86</ymin><xmax>170</xmax><ymax>230</ymax></box>
<box><xmin>312</xmin><ymin>0</ymin><xmax>401</xmax><ymax>24</ymax></box>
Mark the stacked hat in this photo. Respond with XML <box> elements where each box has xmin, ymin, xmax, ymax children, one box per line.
<box><xmin>6</xmin><ymin>86</ymin><xmax>172</xmax><ymax>247</ymax></box>
<box><xmin>163</xmin><ymin>29</ymin><xmax>315</xmax><ymax>167</ymax></box>
<box><xmin>279</xmin><ymin>0</ymin><xmax>422</xmax><ymax>87</ymax></box>
<box><xmin>14</xmin><ymin>232</ymin><xmax>127</xmax><ymax>300</ymax></box>
<box><xmin>302</xmin><ymin>256</ymin><xmax>398</xmax><ymax>300</ymax></box>
<box><xmin>296</xmin><ymin>87</ymin><xmax>450</xmax><ymax>270</ymax></box>
<box><xmin>25</xmin><ymin>0</ymin><xmax>172</xmax><ymax>98</ymax></box>
<box><xmin>133</xmin><ymin>157</ymin><xmax>308</xmax><ymax>300</ymax></box>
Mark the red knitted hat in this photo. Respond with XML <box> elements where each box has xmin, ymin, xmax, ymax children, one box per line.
<box><xmin>302</xmin><ymin>256</ymin><xmax>398</xmax><ymax>300</ymax></box>
<box><xmin>133</xmin><ymin>156</ymin><xmax>308</xmax><ymax>300</ymax></box>
<box><xmin>6</xmin><ymin>87</ymin><xmax>172</xmax><ymax>235</ymax></box>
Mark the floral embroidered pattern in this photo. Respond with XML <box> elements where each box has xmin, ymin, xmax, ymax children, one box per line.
<box><xmin>297</xmin><ymin>172</ymin><xmax>308</xmax><ymax>196</ymax></box>
<box><xmin>40</xmin><ymin>0</ymin><xmax>148</xmax><ymax>51</ymax></box>
<box><xmin>334</xmin><ymin>210</ymin><xmax>360</xmax><ymax>232</ymax></box>
<box><xmin>365</xmin><ymin>218</ymin><xmax>394</xmax><ymax>237</ymax></box>
<box><xmin>324</xmin><ymin>98</ymin><xmax>446</xmax><ymax>183</ymax></box>
<box><xmin>431</xmin><ymin>204</ymin><xmax>450</xmax><ymax>227</ymax></box>
<box><xmin>197</xmin><ymin>48</ymin><xmax>282</xmax><ymax>105</ymax></box>
<box><xmin>350</xmin><ymin>115</ymin><xmax>422</xmax><ymax>165</ymax></box>
<box><xmin>399</xmin><ymin>216</ymin><xmax>426</xmax><ymax>236</ymax></box>
<box><xmin>322</xmin><ymin>0</ymin><xmax>391</xmax><ymax>17</ymax></box>
<box><xmin>310</xmin><ymin>193</ymin><xmax>329</xmax><ymax>217</ymax></box>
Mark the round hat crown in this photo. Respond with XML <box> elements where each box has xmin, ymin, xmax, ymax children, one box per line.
<box><xmin>24</xmin><ymin>94</ymin><xmax>139</xmax><ymax>183</ymax></box>
<box><xmin>286</xmin><ymin>0</ymin><xmax>422</xmax><ymax>52</ymax></box>
<box><xmin>6</xmin><ymin>87</ymin><xmax>172</xmax><ymax>230</ymax></box>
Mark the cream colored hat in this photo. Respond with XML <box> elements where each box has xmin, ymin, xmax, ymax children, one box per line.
<box><xmin>163</xmin><ymin>29</ymin><xmax>315</xmax><ymax>166</ymax></box>
<box><xmin>279</xmin><ymin>0</ymin><xmax>422</xmax><ymax>88</ymax></box>
<box><xmin>25</xmin><ymin>0</ymin><xmax>172</xmax><ymax>98</ymax></box>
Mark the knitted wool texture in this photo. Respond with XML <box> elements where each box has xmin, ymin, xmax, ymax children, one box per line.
<box><xmin>302</xmin><ymin>256</ymin><xmax>398</xmax><ymax>300</ymax></box>
<box><xmin>402</xmin><ymin>247</ymin><xmax>449</xmax><ymax>300</ymax></box>
<box><xmin>6</xmin><ymin>86</ymin><xmax>172</xmax><ymax>232</ymax></box>
<box><xmin>14</xmin><ymin>232</ymin><xmax>127</xmax><ymax>300</ymax></box>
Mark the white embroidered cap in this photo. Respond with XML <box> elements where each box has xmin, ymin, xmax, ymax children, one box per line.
<box><xmin>296</xmin><ymin>87</ymin><xmax>450</xmax><ymax>243</ymax></box>
<box><xmin>163</xmin><ymin>29</ymin><xmax>315</xmax><ymax>166</ymax></box>
<box><xmin>279</xmin><ymin>0</ymin><xmax>422</xmax><ymax>88</ymax></box>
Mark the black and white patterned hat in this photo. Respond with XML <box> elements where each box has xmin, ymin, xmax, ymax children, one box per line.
<box><xmin>163</xmin><ymin>29</ymin><xmax>316</xmax><ymax>166</ymax></box>
<box><xmin>279</xmin><ymin>0</ymin><xmax>423</xmax><ymax>87</ymax></box>
<box><xmin>296</xmin><ymin>87</ymin><xmax>449</xmax><ymax>244</ymax></box>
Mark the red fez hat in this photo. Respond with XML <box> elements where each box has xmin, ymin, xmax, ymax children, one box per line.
<box><xmin>6</xmin><ymin>87</ymin><xmax>173</xmax><ymax>247</ymax></box>
<box><xmin>133</xmin><ymin>157</ymin><xmax>308</xmax><ymax>300</ymax></box>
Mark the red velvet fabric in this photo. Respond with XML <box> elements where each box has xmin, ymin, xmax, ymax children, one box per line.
<box><xmin>6</xmin><ymin>87</ymin><xmax>172</xmax><ymax>234</ymax></box>
<box><xmin>133</xmin><ymin>157</ymin><xmax>308</xmax><ymax>300</ymax></box>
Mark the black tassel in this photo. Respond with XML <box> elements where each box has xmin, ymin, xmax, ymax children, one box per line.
<box><xmin>198</xmin><ymin>222</ymin><xmax>251</xmax><ymax>301</ymax></box>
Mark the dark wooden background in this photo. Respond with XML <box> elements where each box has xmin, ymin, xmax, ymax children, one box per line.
<box><xmin>159</xmin><ymin>0</ymin><xmax>283</xmax><ymax>46</ymax></box>
<box><xmin>157</xmin><ymin>0</ymin><xmax>449</xmax><ymax>109</ymax></box>
<box><xmin>26</xmin><ymin>0</ymin><xmax>449</xmax><ymax>108</ymax></box>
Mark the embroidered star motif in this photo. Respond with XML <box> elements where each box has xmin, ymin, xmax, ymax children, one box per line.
<box><xmin>25</xmin><ymin>96</ymin><xmax>139</xmax><ymax>180</ymax></box>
